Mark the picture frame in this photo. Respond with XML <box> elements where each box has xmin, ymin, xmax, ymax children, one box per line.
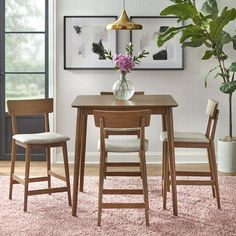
<box><xmin>64</xmin><ymin>16</ymin><xmax>117</xmax><ymax>70</ymax></box>
<box><xmin>130</xmin><ymin>16</ymin><xmax>184</xmax><ymax>70</ymax></box>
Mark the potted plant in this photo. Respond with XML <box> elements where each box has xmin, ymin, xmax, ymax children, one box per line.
<box><xmin>157</xmin><ymin>0</ymin><xmax>236</xmax><ymax>173</ymax></box>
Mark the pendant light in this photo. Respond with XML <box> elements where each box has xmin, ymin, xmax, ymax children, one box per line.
<box><xmin>106</xmin><ymin>0</ymin><xmax>142</xmax><ymax>30</ymax></box>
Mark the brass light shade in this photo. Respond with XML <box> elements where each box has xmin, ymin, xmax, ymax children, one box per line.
<box><xmin>106</xmin><ymin>9</ymin><xmax>142</xmax><ymax>30</ymax></box>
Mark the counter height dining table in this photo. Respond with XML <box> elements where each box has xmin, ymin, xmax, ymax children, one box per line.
<box><xmin>71</xmin><ymin>94</ymin><xmax>178</xmax><ymax>217</ymax></box>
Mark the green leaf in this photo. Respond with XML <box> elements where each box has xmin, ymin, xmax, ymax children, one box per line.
<box><xmin>170</xmin><ymin>0</ymin><xmax>187</xmax><ymax>3</ymax></box>
<box><xmin>182</xmin><ymin>37</ymin><xmax>206</xmax><ymax>47</ymax></box>
<box><xmin>160</xmin><ymin>3</ymin><xmax>198</xmax><ymax>21</ymax></box>
<box><xmin>157</xmin><ymin>26</ymin><xmax>186</xmax><ymax>47</ymax></box>
<box><xmin>229</xmin><ymin>62</ymin><xmax>236</xmax><ymax>72</ymax></box>
<box><xmin>204</xmin><ymin>66</ymin><xmax>218</xmax><ymax>87</ymax></box>
<box><xmin>180</xmin><ymin>24</ymin><xmax>206</xmax><ymax>43</ymax></box>
<box><xmin>232</xmin><ymin>35</ymin><xmax>236</xmax><ymax>50</ymax></box>
<box><xmin>201</xmin><ymin>0</ymin><xmax>218</xmax><ymax>18</ymax></box>
<box><xmin>220</xmin><ymin>81</ymin><xmax>236</xmax><ymax>93</ymax></box>
<box><xmin>202</xmin><ymin>50</ymin><xmax>214</xmax><ymax>60</ymax></box>
<box><xmin>210</xmin><ymin>7</ymin><xmax>236</xmax><ymax>40</ymax></box>
<box><xmin>218</xmin><ymin>31</ymin><xmax>232</xmax><ymax>44</ymax></box>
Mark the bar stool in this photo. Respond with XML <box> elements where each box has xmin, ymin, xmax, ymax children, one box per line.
<box><xmin>160</xmin><ymin>99</ymin><xmax>220</xmax><ymax>210</ymax></box>
<box><xmin>7</xmin><ymin>98</ymin><xmax>71</xmax><ymax>211</ymax></box>
<box><xmin>94</xmin><ymin>109</ymin><xmax>151</xmax><ymax>226</ymax></box>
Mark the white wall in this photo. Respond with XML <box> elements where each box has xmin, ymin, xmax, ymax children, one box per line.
<box><xmin>56</xmin><ymin>0</ymin><xmax>236</xmax><ymax>163</ymax></box>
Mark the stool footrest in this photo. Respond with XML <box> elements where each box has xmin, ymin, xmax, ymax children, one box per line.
<box><xmin>101</xmin><ymin>203</ymin><xmax>145</xmax><ymax>209</ymax></box>
<box><xmin>12</xmin><ymin>175</ymin><xmax>51</xmax><ymax>185</ymax></box>
<box><xmin>12</xmin><ymin>174</ymin><xmax>25</xmax><ymax>185</ymax></box>
<box><xmin>174</xmin><ymin>171</ymin><xmax>211</xmax><ymax>177</ymax></box>
<box><xmin>28</xmin><ymin>176</ymin><xmax>49</xmax><ymax>182</ymax></box>
<box><xmin>103</xmin><ymin>189</ymin><xmax>143</xmax><ymax>195</ymax></box>
<box><xmin>174</xmin><ymin>180</ymin><xmax>215</xmax><ymax>186</ymax></box>
<box><xmin>106</xmin><ymin>162</ymin><xmax>140</xmax><ymax>167</ymax></box>
<box><xmin>28</xmin><ymin>187</ymin><xmax>68</xmax><ymax>195</ymax></box>
<box><xmin>105</xmin><ymin>171</ymin><xmax>141</xmax><ymax>177</ymax></box>
<box><xmin>48</xmin><ymin>170</ymin><xmax>66</xmax><ymax>181</ymax></box>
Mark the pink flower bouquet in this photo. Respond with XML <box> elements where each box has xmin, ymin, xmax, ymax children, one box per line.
<box><xmin>104</xmin><ymin>42</ymin><xmax>149</xmax><ymax>74</ymax></box>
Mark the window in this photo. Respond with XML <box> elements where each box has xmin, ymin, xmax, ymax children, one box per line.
<box><xmin>5</xmin><ymin>0</ymin><xmax>48</xmax><ymax>108</ymax></box>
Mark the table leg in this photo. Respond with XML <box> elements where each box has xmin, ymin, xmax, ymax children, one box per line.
<box><xmin>72</xmin><ymin>108</ymin><xmax>83</xmax><ymax>216</ymax></box>
<box><xmin>166</xmin><ymin>108</ymin><xmax>178</xmax><ymax>216</ymax></box>
<box><xmin>79</xmin><ymin>114</ymin><xmax>88</xmax><ymax>192</ymax></box>
<box><xmin>161</xmin><ymin>114</ymin><xmax>167</xmax><ymax>192</ymax></box>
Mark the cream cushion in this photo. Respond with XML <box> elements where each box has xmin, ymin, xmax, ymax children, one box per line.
<box><xmin>160</xmin><ymin>131</ymin><xmax>209</xmax><ymax>143</ymax></box>
<box><xmin>13</xmin><ymin>132</ymin><xmax>70</xmax><ymax>144</ymax></box>
<box><xmin>98</xmin><ymin>138</ymin><xmax>149</xmax><ymax>152</ymax></box>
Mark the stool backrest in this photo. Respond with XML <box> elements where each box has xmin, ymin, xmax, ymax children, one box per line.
<box><xmin>100</xmin><ymin>91</ymin><xmax>145</xmax><ymax>137</ymax></box>
<box><xmin>94</xmin><ymin>110</ymin><xmax>151</xmax><ymax>129</ymax></box>
<box><xmin>205</xmin><ymin>99</ymin><xmax>219</xmax><ymax>141</ymax></box>
<box><xmin>7</xmin><ymin>98</ymin><xmax>53</xmax><ymax>134</ymax></box>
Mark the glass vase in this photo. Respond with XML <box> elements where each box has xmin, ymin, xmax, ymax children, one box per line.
<box><xmin>112</xmin><ymin>72</ymin><xmax>135</xmax><ymax>100</ymax></box>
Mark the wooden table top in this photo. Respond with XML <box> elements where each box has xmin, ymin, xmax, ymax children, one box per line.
<box><xmin>72</xmin><ymin>95</ymin><xmax>178</xmax><ymax>108</ymax></box>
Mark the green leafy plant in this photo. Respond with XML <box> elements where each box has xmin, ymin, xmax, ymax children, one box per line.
<box><xmin>157</xmin><ymin>0</ymin><xmax>236</xmax><ymax>139</ymax></box>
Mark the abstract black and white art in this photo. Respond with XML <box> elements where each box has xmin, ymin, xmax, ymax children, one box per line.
<box><xmin>130</xmin><ymin>17</ymin><xmax>184</xmax><ymax>70</ymax></box>
<box><xmin>64</xmin><ymin>16</ymin><xmax>117</xmax><ymax>69</ymax></box>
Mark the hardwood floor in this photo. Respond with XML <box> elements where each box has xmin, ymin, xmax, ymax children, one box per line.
<box><xmin>0</xmin><ymin>161</ymin><xmax>234</xmax><ymax>176</ymax></box>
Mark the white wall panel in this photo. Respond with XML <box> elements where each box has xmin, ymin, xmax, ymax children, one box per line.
<box><xmin>56</xmin><ymin>0</ymin><xmax>236</xmax><ymax>163</ymax></box>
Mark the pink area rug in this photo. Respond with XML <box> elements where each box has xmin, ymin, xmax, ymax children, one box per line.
<box><xmin>0</xmin><ymin>176</ymin><xmax>235</xmax><ymax>236</ymax></box>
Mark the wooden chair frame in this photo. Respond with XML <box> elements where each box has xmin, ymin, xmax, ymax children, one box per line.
<box><xmin>94</xmin><ymin>109</ymin><xmax>151</xmax><ymax>226</ymax></box>
<box><xmin>100</xmin><ymin>91</ymin><xmax>145</xmax><ymax>178</ymax></box>
<box><xmin>7</xmin><ymin>98</ymin><xmax>71</xmax><ymax>211</ymax></box>
<box><xmin>162</xmin><ymin>99</ymin><xmax>220</xmax><ymax>210</ymax></box>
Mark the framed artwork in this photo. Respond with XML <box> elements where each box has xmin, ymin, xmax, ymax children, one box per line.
<box><xmin>130</xmin><ymin>16</ymin><xmax>184</xmax><ymax>70</ymax></box>
<box><xmin>64</xmin><ymin>16</ymin><xmax>117</xmax><ymax>69</ymax></box>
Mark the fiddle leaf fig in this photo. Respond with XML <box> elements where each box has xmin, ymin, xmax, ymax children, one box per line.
<box><xmin>182</xmin><ymin>38</ymin><xmax>205</xmax><ymax>47</ymax></box>
<box><xmin>160</xmin><ymin>3</ymin><xmax>198</xmax><ymax>21</ymax></box>
<box><xmin>157</xmin><ymin>26</ymin><xmax>186</xmax><ymax>47</ymax></box>
<box><xmin>229</xmin><ymin>62</ymin><xmax>236</xmax><ymax>72</ymax></box>
<box><xmin>170</xmin><ymin>0</ymin><xmax>187</xmax><ymax>3</ymax></box>
<box><xmin>220</xmin><ymin>81</ymin><xmax>236</xmax><ymax>93</ymax></box>
<box><xmin>204</xmin><ymin>66</ymin><xmax>218</xmax><ymax>87</ymax></box>
<box><xmin>209</xmin><ymin>7</ymin><xmax>236</xmax><ymax>40</ymax></box>
<box><xmin>157</xmin><ymin>0</ymin><xmax>236</xmax><ymax>137</ymax></box>
<box><xmin>202</xmin><ymin>50</ymin><xmax>214</xmax><ymax>60</ymax></box>
<box><xmin>232</xmin><ymin>35</ymin><xmax>236</xmax><ymax>50</ymax></box>
<box><xmin>201</xmin><ymin>0</ymin><xmax>218</xmax><ymax>18</ymax></box>
<box><xmin>180</xmin><ymin>25</ymin><xmax>206</xmax><ymax>43</ymax></box>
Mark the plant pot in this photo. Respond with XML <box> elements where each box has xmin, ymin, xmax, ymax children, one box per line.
<box><xmin>218</xmin><ymin>138</ymin><xmax>236</xmax><ymax>173</ymax></box>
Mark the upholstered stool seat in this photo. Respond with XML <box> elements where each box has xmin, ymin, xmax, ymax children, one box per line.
<box><xmin>160</xmin><ymin>131</ymin><xmax>209</xmax><ymax>143</ymax></box>
<box><xmin>13</xmin><ymin>132</ymin><xmax>70</xmax><ymax>144</ymax></box>
<box><xmin>98</xmin><ymin>138</ymin><xmax>149</xmax><ymax>152</ymax></box>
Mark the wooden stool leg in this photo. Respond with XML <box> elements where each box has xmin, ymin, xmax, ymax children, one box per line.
<box><xmin>9</xmin><ymin>140</ymin><xmax>17</xmax><ymax>200</ymax></box>
<box><xmin>24</xmin><ymin>146</ymin><xmax>31</xmax><ymax>212</ymax></box>
<box><xmin>62</xmin><ymin>142</ymin><xmax>72</xmax><ymax>206</ymax></box>
<box><xmin>46</xmin><ymin>147</ymin><xmax>51</xmax><ymax>195</ymax></box>
<box><xmin>207</xmin><ymin>147</ymin><xmax>216</xmax><ymax>198</ymax></box>
<box><xmin>163</xmin><ymin>141</ymin><xmax>168</xmax><ymax>209</ymax></box>
<box><xmin>210</xmin><ymin>143</ymin><xmax>221</xmax><ymax>209</ymax></box>
<box><xmin>104</xmin><ymin>152</ymin><xmax>108</xmax><ymax>179</ymax></box>
<box><xmin>140</xmin><ymin>150</ymin><xmax>149</xmax><ymax>226</ymax></box>
<box><xmin>161</xmin><ymin>143</ymin><xmax>165</xmax><ymax>197</ymax></box>
<box><xmin>98</xmin><ymin>151</ymin><xmax>105</xmax><ymax>226</ymax></box>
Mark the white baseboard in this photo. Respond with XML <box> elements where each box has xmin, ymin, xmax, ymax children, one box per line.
<box><xmin>56</xmin><ymin>152</ymin><xmax>209</xmax><ymax>164</ymax></box>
